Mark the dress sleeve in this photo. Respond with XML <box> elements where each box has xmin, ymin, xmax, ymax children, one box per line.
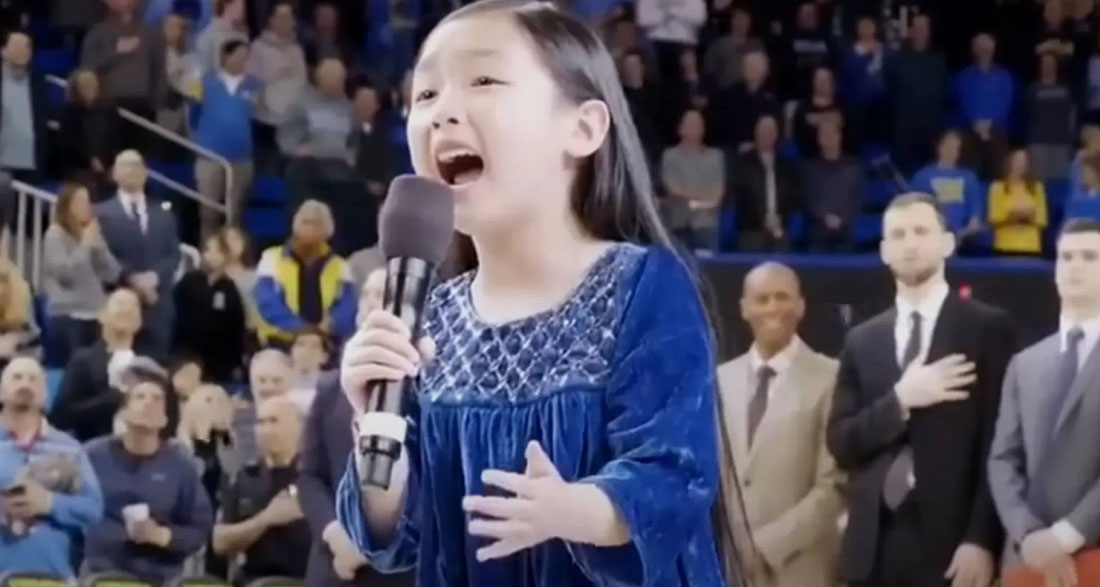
<box><xmin>568</xmin><ymin>249</ymin><xmax>720</xmax><ymax>587</ymax></box>
<box><xmin>335</xmin><ymin>392</ymin><xmax>423</xmax><ymax>574</ymax></box>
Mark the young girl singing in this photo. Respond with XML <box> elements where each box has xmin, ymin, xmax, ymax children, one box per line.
<box><xmin>336</xmin><ymin>2</ymin><xmax>747</xmax><ymax>585</ymax></box>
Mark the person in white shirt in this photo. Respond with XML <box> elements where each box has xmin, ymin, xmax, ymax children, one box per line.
<box><xmin>634</xmin><ymin>0</ymin><xmax>706</xmax><ymax>84</ymax></box>
<box><xmin>989</xmin><ymin>218</ymin><xmax>1100</xmax><ymax>583</ymax></box>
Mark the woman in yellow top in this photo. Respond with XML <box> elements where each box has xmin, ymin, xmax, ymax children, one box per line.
<box><xmin>988</xmin><ymin>149</ymin><xmax>1048</xmax><ymax>254</ymax></box>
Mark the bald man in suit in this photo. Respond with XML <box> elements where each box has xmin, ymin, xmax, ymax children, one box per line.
<box><xmin>718</xmin><ymin>262</ymin><xmax>844</xmax><ymax>587</ymax></box>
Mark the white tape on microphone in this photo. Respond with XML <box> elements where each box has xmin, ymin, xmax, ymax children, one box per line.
<box><xmin>356</xmin><ymin>411</ymin><xmax>409</xmax><ymax>444</ymax></box>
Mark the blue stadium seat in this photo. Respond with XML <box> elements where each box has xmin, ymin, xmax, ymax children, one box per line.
<box><xmin>717</xmin><ymin>205</ymin><xmax>737</xmax><ymax>252</ymax></box>
<box><xmin>1066</xmin><ymin>197</ymin><xmax>1100</xmax><ymax>221</ymax></box>
<box><xmin>854</xmin><ymin>213</ymin><xmax>883</xmax><ymax>246</ymax></box>
<box><xmin>32</xmin><ymin>48</ymin><xmax>75</xmax><ymax>78</ymax></box>
<box><xmin>244</xmin><ymin>207</ymin><xmax>288</xmax><ymax>244</ymax></box>
<box><xmin>252</xmin><ymin>175</ymin><xmax>288</xmax><ymax>206</ymax></box>
<box><xmin>867</xmin><ymin>178</ymin><xmax>896</xmax><ymax>209</ymax></box>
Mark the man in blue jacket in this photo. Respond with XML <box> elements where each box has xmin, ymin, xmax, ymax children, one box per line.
<box><xmin>194</xmin><ymin>38</ymin><xmax>260</xmax><ymax>239</ymax></box>
<box><xmin>0</xmin><ymin>357</ymin><xmax>103</xmax><ymax>578</ymax></box>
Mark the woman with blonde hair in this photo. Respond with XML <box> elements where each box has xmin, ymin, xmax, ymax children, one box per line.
<box><xmin>0</xmin><ymin>257</ymin><xmax>41</xmax><ymax>370</ymax></box>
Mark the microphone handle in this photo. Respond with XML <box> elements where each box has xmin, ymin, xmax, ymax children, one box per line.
<box><xmin>358</xmin><ymin>257</ymin><xmax>435</xmax><ymax>490</ymax></box>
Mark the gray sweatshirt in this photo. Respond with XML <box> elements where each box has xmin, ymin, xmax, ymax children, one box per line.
<box><xmin>81</xmin><ymin>16</ymin><xmax>165</xmax><ymax>101</ymax></box>
<box><xmin>277</xmin><ymin>88</ymin><xmax>353</xmax><ymax>161</ymax></box>
<box><xmin>42</xmin><ymin>224</ymin><xmax>122</xmax><ymax>318</ymax></box>
<box><xmin>249</xmin><ymin>30</ymin><xmax>308</xmax><ymax>126</ymax></box>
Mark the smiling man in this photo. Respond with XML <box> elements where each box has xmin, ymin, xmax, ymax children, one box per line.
<box><xmin>717</xmin><ymin>261</ymin><xmax>844</xmax><ymax>587</ymax></box>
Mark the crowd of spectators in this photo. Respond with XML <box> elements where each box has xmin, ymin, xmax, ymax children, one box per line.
<box><xmin>0</xmin><ymin>0</ymin><xmax>1098</xmax><ymax>583</ymax></box>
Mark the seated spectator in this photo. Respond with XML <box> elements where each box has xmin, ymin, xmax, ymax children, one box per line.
<box><xmin>194</xmin><ymin>39</ymin><xmax>259</xmax><ymax>239</ymax></box>
<box><xmin>0</xmin><ymin>258</ymin><xmax>41</xmax><ymax>371</ymax></box>
<box><xmin>1069</xmin><ymin>124</ymin><xmax>1100</xmax><ymax>193</ymax></box>
<box><xmin>57</xmin><ymin>70</ymin><xmax>118</xmax><ymax>189</ymax></box>
<box><xmin>288</xmin><ymin>328</ymin><xmax>329</xmax><ymax>414</ymax></box>
<box><xmin>96</xmin><ymin>150</ymin><xmax>181</xmax><ymax>357</ymax></box>
<box><xmin>254</xmin><ymin>200</ymin><xmax>357</xmax><ymax>348</ymax></box>
<box><xmin>791</xmin><ymin>66</ymin><xmax>847</xmax><ymax>158</ymax></box>
<box><xmin>195</xmin><ymin>0</ymin><xmax>247</xmax><ymax>73</ymax></box>
<box><xmin>213</xmin><ymin>396</ymin><xmax>309</xmax><ymax>583</ymax></box>
<box><xmin>1027</xmin><ymin>53</ymin><xmax>1076</xmax><ymax>180</ymax></box>
<box><xmin>83</xmin><ymin>366</ymin><xmax>210</xmax><ymax>584</ymax></box>
<box><xmin>279</xmin><ymin>58</ymin><xmax>359</xmax><ymax>254</ymax></box>
<box><xmin>661</xmin><ymin>108</ymin><xmax>725</xmax><ymax>250</ymax></box>
<box><xmin>709</xmin><ymin>48</ymin><xmax>778</xmax><ymax>151</ymax></box>
<box><xmin>955</xmin><ymin>33</ymin><xmax>1014</xmax><ymax>180</ymax></box>
<box><xmin>0</xmin><ymin>357</ymin><xmax>103</xmax><ymax>578</ymax></box>
<box><xmin>730</xmin><ymin>115</ymin><xmax>801</xmax><ymax>252</ymax></box>
<box><xmin>173</xmin><ymin>232</ymin><xmax>246</xmax><ymax>384</ymax></box>
<box><xmin>667</xmin><ymin>49</ymin><xmax>708</xmax><ymax>139</ymax></box>
<box><xmin>53</xmin><ymin>288</ymin><xmax>144</xmax><ymax>443</ymax></box>
<box><xmin>802</xmin><ymin>118</ymin><xmax>864</xmax><ymax>252</ymax></box>
<box><xmin>988</xmin><ymin>149</ymin><xmax>1049</xmax><ymax>255</ymax></box>
<box><xmin>0</xmin><ymin>31</ymin><xmax>51</xmax><ymax>185</ymax></box>
<box><xmin>249</xmin><ymin>1</ymin><xmax>307</xmax><ymax>169</ymax></box>
<box><xmin>170</xmin><ymin>356</ymin><xmax>204</xmax><ymax>402</ymax></box>
<box><xmin>43</xmin><ymin>183</ymin><xmax>121</xmax><ymax>365</ymax></box>
<box><xmin>910</xmin><ymin>130</ymin><xmax>985</xmax><ymax>240</ymax></box>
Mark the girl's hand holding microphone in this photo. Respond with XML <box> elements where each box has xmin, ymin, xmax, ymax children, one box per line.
<box><xmin>340</xmin><ymin>309</ymin><xmax>435</xmax><ymax>417</ymax></box>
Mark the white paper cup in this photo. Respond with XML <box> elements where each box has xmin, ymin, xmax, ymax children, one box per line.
<box><xmin>122</xmin><ymin>503</ymin><xmax>149</xmax><ymax>525</ymax></box>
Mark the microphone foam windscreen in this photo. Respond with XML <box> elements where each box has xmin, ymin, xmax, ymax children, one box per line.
<box><xmin>379</xmin><ymin>175</ymin><xmax>456</xmax><ymax>264</ymax></box>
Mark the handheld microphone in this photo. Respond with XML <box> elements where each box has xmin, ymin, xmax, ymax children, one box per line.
<box><xmin>357</xmin><ymin>175</ymin><xmax>454</xmax><ymax>490</ymax></box>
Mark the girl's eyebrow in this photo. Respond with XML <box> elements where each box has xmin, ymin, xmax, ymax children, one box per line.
<box><xmin>416</xmin><ymin>48</ymin><xmax>503</xmax><ymax>75</ymax></box>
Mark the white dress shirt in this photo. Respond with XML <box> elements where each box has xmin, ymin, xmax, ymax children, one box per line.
<box><xmin>117</xmin><ymin>190</ymin><xmax>149</xmax><ymax>233</ymax></box>
<box><xmin>893</xmin><ymin>281</ymin><xmax>950</xmax><ymax>366</ymax></box>
<box><xmin>220</xmin><ymin>72</ymin><xmax>244</xmax><ymax>95</ymax></box>
<box><xmin>1058</xmin><ymin>313</ymin><xmax>1100</xmax><ymax>371</ymax></box>
<box><xmin>1050</xmin><ymin>313</ymin><xmax>1100</xmax><ymax>552</ymax></box>
<box><xmin>745</xmin><ymin>336</ymin><xmax>802</xmax><ymax>430</ymax></box>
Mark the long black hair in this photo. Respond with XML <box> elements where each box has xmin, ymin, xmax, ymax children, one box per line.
<box><xmin>428</xmin><ymin>1</ymin><xmax>754</xmax><ymax>583</ymax></box>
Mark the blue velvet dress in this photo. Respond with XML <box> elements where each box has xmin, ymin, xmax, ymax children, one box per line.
<box><xmin>337</xmin><ymin>244</ymin><xmax>727</xmax><ymax>586</ymax></box>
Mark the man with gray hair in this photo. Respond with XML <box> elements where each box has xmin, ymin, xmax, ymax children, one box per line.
<box><xmin>253</xmin><ymin>199</ymin><xmax>357</xmax><ymax>348</ymax></box>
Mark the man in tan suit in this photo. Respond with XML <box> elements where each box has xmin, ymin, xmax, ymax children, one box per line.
<box><xmin>718</xmin><ymin>262</ymin><xmax>844</xmax><ymax>587</ymax></box>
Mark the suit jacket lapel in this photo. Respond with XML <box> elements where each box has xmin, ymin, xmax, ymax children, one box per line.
<box><xmin>1054</xmin><ymin>336</ymin><xmax>1100</xmax><ymax>435</ymax></box>
<box><xmin>721</xmin><ymin>359</ymin><xmax>752</xmax><ymax>468</ymax></box>
<box><xmin>925</xmin><ymin>294</ymin><xmax>962</xmax><ymax>364</ymax></box>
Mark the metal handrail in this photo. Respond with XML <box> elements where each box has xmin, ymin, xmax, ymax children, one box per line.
<box><xmin>9</xmin><ymin>180</ymin><xmax>58</xmax><ymax>290</ymax></box>
<box><xmin>45</xmin><ymin>74</ymin><xmax>235</xmax><ymax>224</ymax></box>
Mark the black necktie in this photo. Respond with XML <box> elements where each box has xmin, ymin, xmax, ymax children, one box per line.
<box><xmin>884</xmin><ymin>311</ymin><xmax>923</xmax><ymax>510</ymax></box>
<box><xmin>902</xmin><ymin>311</ymin><xmax>923</xmax><ymax>366</ymax></box>
<box><xmin>747</xmin><ymin>365</ymin><xmax>775</xmax><ymax>448</ymax></box>
<box><xmin>128</xmin><ymin>200</ymin><xmax>143</xmax><ymax>232</ymax></box>
<box><xmin>1047</xmin><ymin>327</ymin><xmax>1085</xmax><ymax>438</ymax></box>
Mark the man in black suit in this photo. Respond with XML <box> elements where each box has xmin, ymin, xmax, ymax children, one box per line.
<box><xmin>298</xmin><ymin>277</ymin><xmax>414</xmax><ymax>587</ymax></box>
<box><xmin>827</xmin><ymin>192</ymin><xmax>1016</xmax><ymax>587</ymax></box>
<box><xmin>729</xmin><ymin>115</ymin><xmax>802</xmax><ymax>252</ymax></box>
